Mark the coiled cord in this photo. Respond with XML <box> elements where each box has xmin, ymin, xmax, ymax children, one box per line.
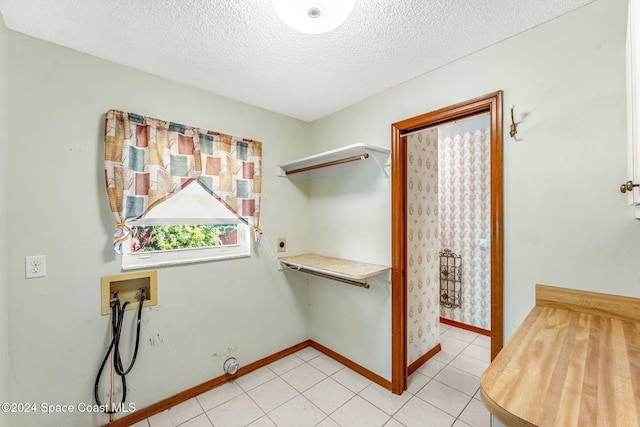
<box><xmin>94</xmin><ymin>290</ymin><xmax>146</xmax><ymax>413</ymax></box>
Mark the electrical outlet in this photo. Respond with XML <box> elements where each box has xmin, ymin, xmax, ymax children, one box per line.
<box><xmin>25</xmin><ymin>255</ymin><xmax>46</xmax><ymax>279</ymax></box>
<box><xmin>277</xmin><ymin>238</ymin><xmax>286</xmax><ymax>253</ymax></box>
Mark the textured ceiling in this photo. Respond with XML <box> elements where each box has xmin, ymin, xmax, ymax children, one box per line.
<box><xmin>0</xmin><ymin>0</ymin><xmax>593</xmax><ymax>122</ymax></box>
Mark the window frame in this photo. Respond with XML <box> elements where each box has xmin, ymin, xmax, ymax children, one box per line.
<box><xmin>121</xmin><ymin>222</ymin><xmax>251</xmax><ymax>270</ymax></box>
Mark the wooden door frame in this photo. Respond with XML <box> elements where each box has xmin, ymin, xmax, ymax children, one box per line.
<box><xmin>390</xmin><ymin>91</ymin><xmax>504</xmax><ymax>394</ymax></box>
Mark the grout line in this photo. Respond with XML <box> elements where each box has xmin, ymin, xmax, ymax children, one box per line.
<box><xmin>412</xmin><ymin>325</ymin><xmax>484</xmax><ymax>424</ymax></box>
<box><xmin>452</xmin><ymin>395</ymin><xmax>478</xmax><ymax>427</ymax></box>
<box><xmin>242</xmin><ymin>380</ymin><xmax>270</xmax><ymax>425</ymax></box>
<box><xmin>150</xmin><ymin>324</ymin><xmax>487</xmax><ymax>427</ymax></box>
<box><xmin>266</xmin><ymin>361</ymin><xmax>324</xmax><ymax>411</ymax></box>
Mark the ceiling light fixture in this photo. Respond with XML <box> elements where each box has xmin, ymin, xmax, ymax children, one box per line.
<box><xmin>272</xmin><ymin>0</ymin><xmax>355</xmax><ymax>34</ymax></box>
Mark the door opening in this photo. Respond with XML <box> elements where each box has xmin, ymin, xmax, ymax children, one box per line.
<box><xmin>390</xmin><ymin>91</ymin><xmax>504</xmax><ymax>394</ymax></box>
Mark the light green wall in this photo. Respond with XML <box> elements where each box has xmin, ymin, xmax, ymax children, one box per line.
<box><xmin>6</xmin><ymin>33</ymin><xmax>311</xmax><ymax>426</ymax></box>
<box><xmin>0</xmin><ymin>0</ymin><xmax>634</xmax><ymax>422</ymax></box>
<box><xmin>0</xmin><ymin>13</ymin><xmax>8</xmax><ymax>427</ymax></box>
<box><xmin>307</xmin><ymin>0</ymin><xmax>631</xmax><ymax>379</ymax></box>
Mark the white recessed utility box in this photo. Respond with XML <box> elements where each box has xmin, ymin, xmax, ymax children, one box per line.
<box><xmin>101</xmin><ymin>270</ymin><xmax>158</xmax><ymax>315</ymax></box>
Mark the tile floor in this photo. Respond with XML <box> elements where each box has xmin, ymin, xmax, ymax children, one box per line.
<box><xmin>132</xmin><ymin>324</ymin><xmax>491</xmax><ymax>427</ymax></box>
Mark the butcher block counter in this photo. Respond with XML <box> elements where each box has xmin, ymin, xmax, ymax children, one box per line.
<box><xmin>480</xmin><ymin>284</ymin><xmax>640</xmax><ymax>427</ymax></box>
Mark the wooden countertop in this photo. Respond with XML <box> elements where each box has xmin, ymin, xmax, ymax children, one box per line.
<box><xmin>480</xmin><ymin>284</ymin><xmax>640</xmax><ymax>427</ymax></box>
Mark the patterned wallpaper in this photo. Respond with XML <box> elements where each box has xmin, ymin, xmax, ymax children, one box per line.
<box><xmin>438</xmin><ymin>124</ymin><xmax>491</xmax><ymax>330</ymax></box>
<box><xmin>406</xmin><ymin>128</ymin><xmax>440</xmax><ymax>365</ymax></box>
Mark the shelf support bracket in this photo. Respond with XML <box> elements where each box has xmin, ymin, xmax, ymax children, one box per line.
<box><xmin>369</xmin><ymin>149</ymin><xmax>390</xmax><ymax>178</ymax></box>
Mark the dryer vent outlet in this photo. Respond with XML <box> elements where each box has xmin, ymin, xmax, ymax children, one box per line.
<box><xmin>223</xmin><ymin>357</ymin><xmax>240</xmax><ymax>375</ymax></box>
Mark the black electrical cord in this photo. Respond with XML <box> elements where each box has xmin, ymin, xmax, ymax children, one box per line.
<box><xmin>94</xmin><ymin>290</ymin><xmax>146</xmax><ymax>414</ymax></box>
<box><xmin>114</xmin><ymin>290</ymin><xmax>145</xmax><ymax>376</ymax></box>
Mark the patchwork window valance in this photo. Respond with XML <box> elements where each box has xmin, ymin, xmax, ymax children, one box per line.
<box><xmin>104</xmin><ymin>109</ymin><xmax>262</xmax><ymax>253</ymax></box>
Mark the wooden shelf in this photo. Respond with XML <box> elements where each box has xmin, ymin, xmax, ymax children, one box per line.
<box><xmin>279</xmin><ymin>253</ymin><xmax>390</xmax><ymax>288</ymax></box>
<box><xmin>277</xmin><ymin>143</ymin><xmax>390</xmax><ymax>179</ymax></box>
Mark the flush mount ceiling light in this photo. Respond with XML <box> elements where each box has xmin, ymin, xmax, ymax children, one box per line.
<box><xmin>272</xmin><ymin>0</ymin><xmax>355</xmax><ymax>34</ymax></box>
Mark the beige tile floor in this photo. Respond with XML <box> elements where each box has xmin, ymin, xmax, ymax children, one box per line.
<box><xmin>131</xmin><ymin>323</ymin><xmax>491</xmax><ymax>427</ymax></box>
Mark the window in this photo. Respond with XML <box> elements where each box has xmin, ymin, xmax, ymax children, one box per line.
<box><xmin>121</xmin><ymin>182</ymin><xmax>251</xmax><ymax>270</ymax></box>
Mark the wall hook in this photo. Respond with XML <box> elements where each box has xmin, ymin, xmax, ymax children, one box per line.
<box><xmin>509</xmin><ymin>104</ymin><xmax>518</xmax><ymax>138</ymax></box>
